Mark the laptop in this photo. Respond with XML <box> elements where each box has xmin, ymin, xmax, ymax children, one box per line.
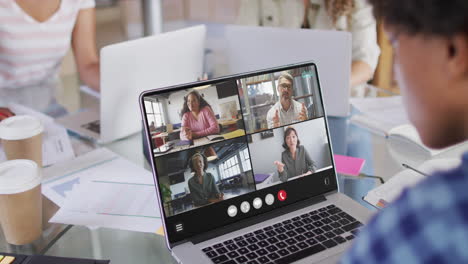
<box><xmin>57</xmin><ymin>25</ymin><xmax>206</xmax><ymax>143</ymax></box>
<box><xmin>140</xmin><ymin>62</ymin><xmax>372</xmax><ymax>264</ymax></box>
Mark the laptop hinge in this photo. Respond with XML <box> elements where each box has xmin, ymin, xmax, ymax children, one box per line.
<box><xmin>189</xmin><ymin>194</ymin><xmax>327</xmax><ymax>245</ymax></box>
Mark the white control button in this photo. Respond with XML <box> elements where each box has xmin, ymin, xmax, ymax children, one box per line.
<box><xmin>240</xmin><ymin>201</ymin><xmax>251</xmax><ymax>213</ymax></box>
<box><xmin>253</xmin><ymin>197</ymin><xmax>262</xmax><ymax>209</ymax></box>
<box><xmin>265</xmin><ymin>194</ymin><xmax>274</xmax><ymax>205</ymax></box>
<box><xmin>227</xmin><ymin>205</ymin><xmax>238</xmax><ymax>217</ymax></box>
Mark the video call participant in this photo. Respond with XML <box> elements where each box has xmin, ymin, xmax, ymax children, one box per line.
<box><xmin>274</xmin><ymin>127</ymin><xmax>316</xmax><ymax>182</ymax></box>
<box><xmin>180</xmin><ymin>90</ymin><xmax>220</xmax><ymax>141</ymax></box>
<box><xmin>188</xmin><ymin>153</ymin><xmax>224</xmax><ymax>206</ymax></box>
<box><xmin>266</xmin><ymin>72</ymin><xmax>308</xmax><ymax>129</ymax></box>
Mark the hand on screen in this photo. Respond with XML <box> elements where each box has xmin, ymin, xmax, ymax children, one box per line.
<box><xmin>208</xmin><ymin>193</ymin><xmax>224</xmax><ymax>203</ymax></box>
<box><xmin>298</xmin><ymin>103</ymin><xmax>307</xmax><ymax>121</ymax></box>
<box><xmin>274</xmin><ymin>161</ymin><xmax>285</xmax><ymax>173</ymax></box>
<box><xmin>0</xmin><ymin>107</ymin><xmax>14</xmax><ymax>121</ymax></box>
<box><xmin>273</xmin><ymin>109</ymin><xmax>280</xmax><ymax>128</ymax></box>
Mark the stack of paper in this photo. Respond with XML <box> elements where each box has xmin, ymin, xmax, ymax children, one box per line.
<box><xmin>0</xmin><ymin>103</ymin><xmax>75</xmax><ymax>166</ymax></box>
<box><xmin>350</xmin><ymin>96</ymin><xmax>410</xmax><ymax>136</ymax></box>
<box><xmin>350</xmin><ymin>97</ymin><xmax>448</xmax><ymax>158</ymax></box>
<box><xmin>43</xmin><ymin>148</ymin><xmax>163</xmax><ymax>234</ymax></box>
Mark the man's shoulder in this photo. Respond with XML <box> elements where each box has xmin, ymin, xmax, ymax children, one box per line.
<box><xmin>365</xmin><ymin>163</ymin><xmax>468</xmax><ymax>239</ymax></box>
<box><xmin>396</xmin><ymin>164</ymin><xmax>468</xmax><ymax>214</ymax></box>
<box><xmin>344</xmin><ymin>165</ymin><xmax>468</xmax><ymax>263</ymax></box>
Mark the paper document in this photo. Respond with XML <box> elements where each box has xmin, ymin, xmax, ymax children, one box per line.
<box><xmin>42</xmin><ymin>148</ymin><xmax>153</xmax><ymax>206</ymax></box>
<box><xmin>50</xmin><ymin>179</ymin><xmax>162</xmax><ymax>234</ymax></box>
<box><xmin>364</xmin><ymin>158</ymin><xmax>462</xmax><ymax>209</ymax></box>
<box><xmin>350</xmin><ymin>96</ymin><xmax>410</xmax><ymax>135</ymax></box>
<box><xmin>45</xmin><ymin>147</ymin><xmax>162</xmax><ymax>234</ymax></box>
<box><xmin>0</xmin><ymin>103</ymin><xmax>75</xmax><ymax>166</ymax></box>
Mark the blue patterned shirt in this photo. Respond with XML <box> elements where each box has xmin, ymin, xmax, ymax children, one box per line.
<box><xmin>341</xmin><ymin>152</ymin><xmax>468</xmax><ymax>264</ymax></box>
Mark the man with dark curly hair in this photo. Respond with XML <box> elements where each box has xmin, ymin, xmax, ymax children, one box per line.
<box><xmin>340</xmin><ymin>0</ymin><xmax>468</xmax><ymax>263</ymax></box>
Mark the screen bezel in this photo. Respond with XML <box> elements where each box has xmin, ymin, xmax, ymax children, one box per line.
<box><xmin>139</xmin><ymin>61</ymin><xmax>338</xmax><ymax>246</ymax></box>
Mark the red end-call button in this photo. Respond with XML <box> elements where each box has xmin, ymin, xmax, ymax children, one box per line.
<box><xmin>278</xmin><ymin>190</ymin><xmax>287</xmax><ymax>201</ymax></box>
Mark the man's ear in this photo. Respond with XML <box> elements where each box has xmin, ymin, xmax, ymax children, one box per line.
<box><xmin>447</xmin><ymin>34</ymin><xmax>468</xmax><ymax>79</ymax></box>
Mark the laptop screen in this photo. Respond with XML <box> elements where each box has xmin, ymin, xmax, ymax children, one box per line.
<box><xmin>141</xmin><ymin>62</ymin><xmax>337</xmax><ymax>244</ymax></box>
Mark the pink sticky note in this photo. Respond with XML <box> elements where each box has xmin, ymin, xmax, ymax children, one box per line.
<box><xmin>333</xmin><ymin>154</ymin><xmax>366</xmax><ymax>176</ymax></box>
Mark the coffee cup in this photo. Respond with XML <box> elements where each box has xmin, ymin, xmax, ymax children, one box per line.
<box><xmin>0</xmin><ymin>160</ymin><xmax>42</xmax><ymax>245</ymax></box>
<box><xmin>0</xmin><ymin>115</ymin><xmax>44</xmax><ymax>167</ymax></box>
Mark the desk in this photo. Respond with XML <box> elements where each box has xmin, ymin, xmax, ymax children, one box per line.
<box><xmin>218</xmin><ymin>119</ymin><xmax>239</xmax><ymax>126</ymax></box>
<box><xmin>151</xmin><ymin>129</ymin><xmax>181</xmax><ymax>145</ymax></box>
<box><xmin>153</xmin><ymin>129</ymin><xmax>246</xmax><ymax>157</ymax></box>
<box><xmin>2</xmin><ymin>95</ymin><xmax>456</xmax><ymax>263</ymax></box>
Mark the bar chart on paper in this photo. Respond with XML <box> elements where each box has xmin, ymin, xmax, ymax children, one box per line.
<box><xmin>51</xmin><ymin>179</ymin><xmax>162</xmax><ymax>234</ymax></box>
<box><xmin>47</xmin><ymin>148</ymin><xmax>163</xmax><ymax>234</ymax></box>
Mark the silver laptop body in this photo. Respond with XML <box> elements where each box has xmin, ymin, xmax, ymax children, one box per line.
<box><xmin>140</xmin><ymin>62</ymin><xmax>373</xmax><ymax>264</ymax></box>
<box><xmin>57</xmin><ymin>25</ymin><xmax>206</xmax><ymax>143</ymax></box>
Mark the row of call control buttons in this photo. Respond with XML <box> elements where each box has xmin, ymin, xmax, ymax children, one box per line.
<box><xmin>227</xmin><ymin>190</ymin><xmax>287</xmax><ymax>217</ymax></box>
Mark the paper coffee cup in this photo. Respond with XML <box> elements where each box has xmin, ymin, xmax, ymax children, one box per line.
<box><xmin>0</xmin><ymin>115</ymin><xmax>44</xmax><ymax>167</ymax></box>
<box><xmin>0</xmin><ymin>160</ymin><xmax>43</xmax><ymax>245</ymax></box>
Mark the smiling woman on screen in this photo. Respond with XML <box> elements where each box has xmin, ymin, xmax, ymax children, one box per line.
<box><xmin>180</xmin><ymin>90</ymin><xmax>220</xmax><ymax>141</ymax></box>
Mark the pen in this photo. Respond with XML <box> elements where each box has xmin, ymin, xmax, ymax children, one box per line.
<box><xmin>402</xmin><ymin>163</ymin><xmax>429</xmax><ymax>177</ymax></box>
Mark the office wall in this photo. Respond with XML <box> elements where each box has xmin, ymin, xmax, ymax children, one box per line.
<box><xmin>201</xmin><ymin>86</ymin><xmax>241</xmax><ymax>117</ymax></box>
<box><xmin>169</xmin><ymin>171</ymin><xmax>191</xmax><ymax>198</ymax></box>
<box><xmin>249</xmin><ymin>129</ymin><xmax>285</xmax><ymax>179</ymax></box>
<box><xmin>165</xmin><ymin>90</ymin><xmax>188</xmax><ymax>124</ymax></box>
<box><xmin>249</xmin><ymin>118</ymin><xmax>332</xmax><ymax>181</ymax></box>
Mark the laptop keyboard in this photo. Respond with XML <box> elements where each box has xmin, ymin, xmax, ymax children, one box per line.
<box><xmin>81</xmin><ymin>120</ymin><xmax>100</xmax><ymax>134</ymax></box>
<box><xmin>202</xmin><ymin>205</ymin><xmax>362</xmax><ymax>264</ymax></box>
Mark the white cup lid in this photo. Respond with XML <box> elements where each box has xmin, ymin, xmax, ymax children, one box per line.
<box><xmin>0</xmin><ymin>160</ymin><xmax>41</xmax><ymax>194</ymax></box>
<box><xmin>0</xmin><ymin>115</ymin><xmax>44</xmax><ymax>140</ymax></box>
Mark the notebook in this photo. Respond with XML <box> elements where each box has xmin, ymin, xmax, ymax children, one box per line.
<box><xmin>364</xmin><ymin>158</ymin><xmax>462</xmax><ymax>209</ymax></box>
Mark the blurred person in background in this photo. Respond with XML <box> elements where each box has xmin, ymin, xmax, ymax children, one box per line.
<box><xmin>0</xmin><ymin>0</ymin><xmax>99</xmax><ymax>119</ymax></box>
<box><xmin>237</xmin><ymin>0</ymin><xmax>380</xmax><ymax>97</ymax></box>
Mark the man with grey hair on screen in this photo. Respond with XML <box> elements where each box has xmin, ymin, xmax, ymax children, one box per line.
<box><xmin>266</xmin><ymin>72</ymin><xmax>308</xmax><ymax>129</ymax></box>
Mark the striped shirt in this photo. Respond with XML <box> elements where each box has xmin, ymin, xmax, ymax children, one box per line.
<box><xmin>0</xmin><ymin>0</ymin><xmax>95</xmax><ymax>90</ymax></box>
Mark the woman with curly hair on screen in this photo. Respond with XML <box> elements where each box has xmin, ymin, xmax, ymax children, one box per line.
<box><xmin>180</xmin><ymin>90</ymin><xmax>220</xmax><ymax>141</ymax></box>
